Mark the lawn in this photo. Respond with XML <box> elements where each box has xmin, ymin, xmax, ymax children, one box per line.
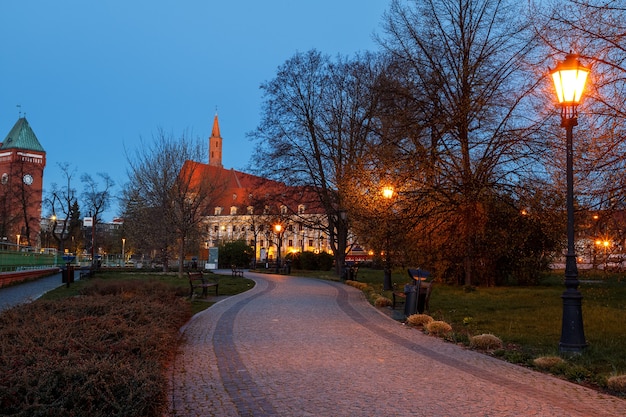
<box><xmin>339</xmin><ymin>267</ymin><xmax>626</xmax><ymax>395</ymax></box>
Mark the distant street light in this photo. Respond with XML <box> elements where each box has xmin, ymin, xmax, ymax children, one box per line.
<box><xmin>274</xmin><ymin>223</ymin><xmax>283</xmax><ymax>273</ymax></box>
<box><xmin>550</xmin><ymin>52</ymin><xmax>590</xmax><ymax>353</ymax></box>
<box><xmin>382</xmin><ymin>186</ymin><xmax>394</xmax><ymax>291</ymax></box>
<box><xmin>122</xmin><ymin>238</ymin><xmax>126</xmax><ymax>267</ymax></box>
<box><xmin>16</xmin><ymin>234</ymin><xmax>20</xmax><ymax>251</ymax></box>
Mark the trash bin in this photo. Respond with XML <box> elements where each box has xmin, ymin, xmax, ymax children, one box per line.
<box><xmin>341</xmin><ymin>266</ymin><xmax>350</xmax><ymax>281</ymax></box>
<box><xmin>62</xmin><ymin>265</ymin><xmax>75</xmax><ymax>284</ymax></box>
<box><xmin>404</xmin><ymin>284</ymin><xmax>418</xmax><ymax>316</ymax></box>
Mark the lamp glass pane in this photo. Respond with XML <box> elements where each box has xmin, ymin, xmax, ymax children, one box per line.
<box><xmin>552</xmin><ymin>68</ymin><xmax>589</xmax><ymax>104</ymax></box>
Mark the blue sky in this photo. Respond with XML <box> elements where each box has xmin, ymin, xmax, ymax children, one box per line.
<box><xmin>1</xmin><ymin>1</ymin><xmax>389</xmax><ymax>220</ymax></box>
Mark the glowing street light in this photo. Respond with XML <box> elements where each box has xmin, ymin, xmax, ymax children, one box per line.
<box><xmin>382</xmin><ymin>186</ymin><xmax>395</xmax><ymax>291</ymax></box>
<box><xmin>550</xmin><ymin>52</ymin><xmax>590</xmax><ymax>353</ymax></box>
<box><xmin>274</xmin><ymin>223</ymin><xmax>284</xmax><ymax>273</ymax></box>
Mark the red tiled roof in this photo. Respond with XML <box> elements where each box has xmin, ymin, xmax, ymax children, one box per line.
<box><xmin>183</xmin><ymin>160</ymin><xmax>324</xmax><ymax>214</ymax></box>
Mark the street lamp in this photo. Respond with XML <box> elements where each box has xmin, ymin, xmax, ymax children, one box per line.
<box><xmin>382</xmin><ymin>186</ymin><xmax>394</xmax><ymax>291</ymax></box>
<box><xmin>16</xmin><ymin>234</ymin><xmax>20</xmax><ymax>251</ymax></box>
<box><xmin>122</xmin><ymin>238</ymin><xmax>126</xmax><ymax>267</ymax></box>
<box><xmin>550</xmin><ymin>52</ymin><xmax>590</xmax><ymax>353</ymax></box>
<box><xmin>274</xmin><ymin>223</ymin><xmax>283</xmax><ymax>273</ymax></box>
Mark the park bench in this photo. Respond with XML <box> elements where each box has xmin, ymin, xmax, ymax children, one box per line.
<box><xmin>188</xmin><ymin>271</ymin><xmax>218</xmax><ymax>298</ymax></box>
<box><xmin>80</xmin><ymin>268</ymin><xmax>94</xmax><ymax>279</ymax></box>
<box><xmin>231</xmin><ymin>265</ymin><xmax>244</xmax><ymax>277</ymax></box>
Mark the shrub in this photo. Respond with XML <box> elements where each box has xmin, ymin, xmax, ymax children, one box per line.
<box><xmin>426</xmin><ymin>320</ymin><xmax>452</xmax><ymax>336</ymax></box>
<box><xmin>406</xmin><ymin>314</ymin><xmax>434</xmax><ymax>327</ymax></box>
<box><xmin>469</xmin><ymin>334</ymin><xmax>503</xmax><ymax>351</ymax></box>
<box><xmin>0</xmin><ymin>280</ymin><xmax>191</xmax><ymax>417</ymax></box>
<box><xmin>533</xmin><ymin>356</ymin><xmax>566</xmax><ymax>370</ymax></box>
<box><xmin>607</xmin><ymin>375</ymin><xmax>626</xmax><ymax>393</ymax></box>
<box><xmin>374</xmin><ymin>296</ymin><xmax>392</xmax><ymax>307</ymax></box>
<box><xmin>345</xmin><ymin>280</ymin><xmax>369</xmax><ymax>291</ymax></box>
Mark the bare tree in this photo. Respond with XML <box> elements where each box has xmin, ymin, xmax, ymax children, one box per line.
<box><xmin>530</xmin><ymin>0</ymin><xmax>626</xmax><ymax>213</ymax></box>
<box><xmin>81</xmin><ymin>172</ymin><xmax>114</xmax><ymax>267</ymax></box>
<box><xmin>122</xmin><ymin>129</ymin><xmax>223</xmax><ymax>276</ymax></box>
<box><xmin>46</xmin><ymin>163</ymin><xmax>79</xmax><ymax>253</ymax></box>
<box><xmin>250</xmin><ymin>50</ymin><xmax>385</xmax><ymax>275</ymax></box>
<box><xmin>377</xmin><ymin>0</ymin><xmax>543</xmax><ymax>286</ymax></box>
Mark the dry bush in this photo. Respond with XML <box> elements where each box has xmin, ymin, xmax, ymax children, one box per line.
<box><xmin>533</xmin><ymin>356</ymin><xmax>566</xmax><ymax>370</ymax></box>
<box><xmin>0</xmin><ymin>281</ymin><xmax>192</xmax><ymax>417</ymax></box>
<box><xmin>426</xmin><ymin>320</ymin><xmax>452</xmax><ymax>336</ymax></box>
<box><xmin>406</xmin><ymin>314</ymin><xmax>434</xmax><ymax>327</ymax></box>
<box><xmin>374</xmin><ymin>296</ymin><xmax>392</xmax><ymax>307</ymax></box>
<box><xmin>469</xmin><ymin>334</ymin><xmax>503</xmax><ymax>350</ymax></box>
<box><xmin>345</xmin><ymin>280</ymin><xmax>370</xmax><ymax>291</ymax></box>
<box><xmin>607</xmin><ymin>375</ymin><xmax>626</xmax><ymax>393</ymax></box>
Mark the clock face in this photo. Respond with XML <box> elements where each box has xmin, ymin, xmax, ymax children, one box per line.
<box><xmin>23</xmin><ymin>174</ymin><xmax>33</xmax><ymax>185</ymax></box>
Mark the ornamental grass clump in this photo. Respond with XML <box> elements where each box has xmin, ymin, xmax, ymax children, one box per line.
<box><xmin>533</xmin><ymin>356</ymin><xmax>566</xmax><ymax>370</ymax></box>
<box><xmin>469</xmin><ymin>334</ymin><xmax>503</xmax><ymax>351</ymax></box>
<box><xmin>607</xmin><ymin>375</ymin><xmax>626</xmax><ymax>393</ymax></box>
<box><xmin>426</xmin><ymin>320</ymin><xmax>452</xmax><ymax>336</ymax></box>
<box><xmin>374</xmin><ymin>296</ymin><xmax>392</xmax><ymax>307</ymax></box>
<box><xmin>406</xmin><ymin>314</ymin><xmax>434</xmax><ymax>328</ymax></box>
<box><xmin>345</xmin><ymin>280</ymin><xmax>369</xmax><ymax>291</ymax></box>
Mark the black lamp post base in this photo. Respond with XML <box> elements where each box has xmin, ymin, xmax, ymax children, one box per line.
<box><xmin>559</xmin><ymin>288</ymin><xmax>587</xmax><ymax>354</ymax></box>
<box><xmin>383</xmin><ymin>268</ymin><xmax>392</xmax><ymax>291</ymax></box>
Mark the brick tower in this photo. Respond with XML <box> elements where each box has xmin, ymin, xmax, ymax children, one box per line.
<box><xmin>0</xmin><ymin>117</ymin><xmax>46</xmax><ymax>248</ymax></box>
<box><xmin>208</xmin><ymin>113</ymin><xmax>223</xmax><ymax>167</ymax></box>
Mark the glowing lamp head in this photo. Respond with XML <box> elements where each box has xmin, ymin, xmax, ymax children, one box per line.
<box><xmin>550</xmin><ymin>53</ymin><xmax>590</xmax><ymax>106</ymax></box>
<box><xmin>274</xmin><ymin>224</ymin><xmax>282</xmax><ymax>233</ymax></box>
<box><xmin>382</xmin><ymin>186</ymin><xmax>394</xmax><ymax>199</ymax></box>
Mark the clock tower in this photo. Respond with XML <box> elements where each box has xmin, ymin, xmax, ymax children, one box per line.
<box><xmin>0</xmin><ymin>117</ymin><xmax>46</xmax><ymax>247</ymax></box>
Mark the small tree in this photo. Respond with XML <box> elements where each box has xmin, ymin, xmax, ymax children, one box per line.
<box><xmin>218</xmin><ymin>240</ymin><xmax>254</xmax><ymax>269</ymax></box>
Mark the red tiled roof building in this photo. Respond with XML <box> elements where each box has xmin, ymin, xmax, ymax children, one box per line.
<box><xmin>185</xmin><ymin>115</ymin><xmax>330</xmax><ymax>263</ymax></box>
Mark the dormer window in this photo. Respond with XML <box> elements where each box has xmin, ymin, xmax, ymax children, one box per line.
<box><xmin>214</xmin><ymin>207</ymin><xmax>223</xmax><ymax>215</ymax></box>
<box><xmin>280</xmin><ymin>205</ymin><xmax>288</xmax><ymax>215</ymax></box>
<box><xmin>298</xmin><ymin>204</ymin><xmax>306</xmax><ymax>214</ymax></box>
<box><xmin>230</xmin><ymin>206</ymin><xmax>237</xmax><ymax>215</ymax></box>
<box><xmin>247</xmin><ymin>206</ymin><xmax>254</xmax><ymax>215</ymax></box>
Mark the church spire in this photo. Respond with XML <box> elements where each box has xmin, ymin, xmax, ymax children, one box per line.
<box><xmin>209</xmin><ymin>113</ymin><xmax>223</xmax><ymax>167</ymax></box>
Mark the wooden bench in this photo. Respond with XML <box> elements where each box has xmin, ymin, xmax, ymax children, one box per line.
<box><xmin>392</xmin><ymin>286</ymin><xmax>406</xmax><ymax>309</ymax></box>
<box><xmin>231</xmin><ymin>265</ymin><xmax>244</xmax><ymax>277</ymax></box>
<box><xmin>188</xmin><ymin>271</ymin><xmax>218</xmax><ymax>298</ymax></box>
<box><xmin>80</xmin><ymin>269</ymin><xmax>95</xmax><ymax>279</ymax></box>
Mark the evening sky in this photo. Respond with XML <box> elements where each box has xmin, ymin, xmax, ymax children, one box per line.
<box><xmin>1</xmin><ymin>1</ymin><xmax>388</xmax><ymax>220</ymax></box>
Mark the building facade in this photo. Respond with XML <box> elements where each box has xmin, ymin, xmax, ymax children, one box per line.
<box><xmin>0</xmin><ymin>117</ymin><xmax>46</xmax><ymax>247</ymax></box>
<box><xmin>190</xmin><ymin>115</ymin><xmax>332</xmax><ymax>263</ymax></box>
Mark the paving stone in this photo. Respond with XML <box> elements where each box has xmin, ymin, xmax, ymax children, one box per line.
<box><xmin>148</xmin><ymin>271</ymin><xmax>626</xmax><ymax>415</ymax></box>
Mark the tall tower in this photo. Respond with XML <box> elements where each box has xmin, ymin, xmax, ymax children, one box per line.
<box><xmin>208</xmin><ymin>113</ymin><xmax>223</xmax><ymax>167</ymax></box>
<box><xmin>0</xmin><ymin>117</ymin><xmax>46</xmax><ymax>247</ymax></box>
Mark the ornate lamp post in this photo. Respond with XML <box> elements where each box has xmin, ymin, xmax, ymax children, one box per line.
<box><xmin>550</xmin><ymin>52</ymin><xmax>590</xmax><ymax>353</ymax></box>
<box><xmin>122</xmin><ymin>238</ymin><xmax>126</xmax><ymax>267</ymax></box>
<box><xmin>382</xmin><ymin>186</ymin><xmax>394</xmax><ymax>290</ymax></box>
<box><xmin>274</xmin><ymin>223</ymin><xmax>283</xmax><ymax>273</ymax></box>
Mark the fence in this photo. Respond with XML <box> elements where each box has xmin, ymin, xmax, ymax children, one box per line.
<box><xmin>0</xmin><ymin>250</ymin><xmax>59</xmax><ymax>273</ymax></box>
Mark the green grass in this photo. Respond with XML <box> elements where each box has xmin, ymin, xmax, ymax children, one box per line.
<box><xmin>330</xmin><ymin>267</ymin><xmax>626</xmax><ymax>396</ymax></box>
<box><xmin>42</xmin><ymin>269</ymin><xmax>256</xmax><ymax>315</ymax></box>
